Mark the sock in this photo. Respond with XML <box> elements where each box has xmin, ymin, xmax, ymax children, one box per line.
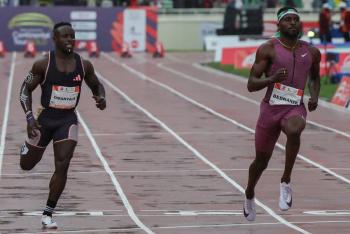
<box><xmin>43</xmin><ymin>199</ymin><xmax>57</xmax><ymax>217</ymax></box>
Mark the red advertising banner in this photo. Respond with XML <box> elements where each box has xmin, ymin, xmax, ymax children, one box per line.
<box><xmin>331</xmin><ymin>76</ymin><xmax>350</xmax><ymax>107</ymax></box>
<box><xmin>221</xmin><ymin>46</ymin><xmax>258</xmax><ymax>68</ymax></box>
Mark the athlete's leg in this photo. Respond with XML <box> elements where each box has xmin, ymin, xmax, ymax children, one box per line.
<box><xmin>245</xmin><ymin>125</ymin><xmax>280</xmax><ymax>199</ymax></box>
<box><xmin>41</xmin><ymin>114</ymin><xmax>78</xmax><ymax>228</ymax></box>
<box><xmin>48</xmin><ymin>140</ymin><xmax>76</xmax><ymax>203</ymax></box>
<box><xmin>20</xmin><ymin>126</ymin><xmax>51</xmax><ymax>170</ymax></box>
<box><xmin>20</xmin><ymin>142</ymin><xmax>45</xmax><ymax>170</ymax></box>
<box><xmin>281</xmin><ymin>115</ymin><xmax>306</xmax><ymax>183</ymax></box>
<box><xmin>245</xmin><ymin>151</ymin><xmax>273</xmax><ymax>199</ymax></box>
<box><xmin>245</xmin><ymin>102</ymin><xmax>283</xmax><ymax>199</ymax></box>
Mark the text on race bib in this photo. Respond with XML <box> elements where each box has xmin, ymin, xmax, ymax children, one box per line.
<box><xmin>49</xmin><ymin>85</ymin><xmax>80</xmax><ymax>109</ymax></box>
<box><xmin>269</xmin><ymin>83</ymin><xmax>303</xmax><ymax>105</ymax></box>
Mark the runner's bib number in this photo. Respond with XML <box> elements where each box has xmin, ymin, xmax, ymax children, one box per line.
<box><xmin>49</xmin><ymin>85</ymin><xmax>80</xmax><ymax>109</ymax></box>
<box><xmin>269</xmin><ymin>83</ymin><xmax>303</xmax><ymax>105</ymax></box>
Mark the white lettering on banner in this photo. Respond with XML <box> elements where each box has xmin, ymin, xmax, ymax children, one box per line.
<box><xmin>75</xmin><ymin>31</ymin><xmax>97</xmax><ymax>40</ymax></box>
<box><xmin>70</xmin><ymin>11</ymin><xmax>97</xmax><ymax>20</ymax></box>
<box><xmin>49</xmin><ymin>86</ymin><xmax>80</xmax><ymax>109</ymax></box>
<box><xmin>269</xmin><ymin>83</ymin><xmax>303</xmax><ymax>105</ymax></box>
<box><xmin>71</xmin><ymin>21</ymin><xmax>97</xmax><ymax>30</ymax></box>
<box><xmin>123</xmin><ymin>9</ymin><xmax>146</xmax><ymax>52</ymax></box>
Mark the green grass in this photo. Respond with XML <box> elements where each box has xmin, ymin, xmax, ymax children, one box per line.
<box><xmin>203</xmin><ymin>62</ymin><xmax>339</xmax><ymax>101</ymax></box>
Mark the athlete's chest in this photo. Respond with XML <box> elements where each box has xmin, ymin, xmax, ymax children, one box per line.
<box><xmin>273</xmin><ymin>47</ymin><xmax>312</xmax><ymax>71</ymax></box>
<box><xmin>55</xmin><ymin>58</ymin><xmax>76</xmax><ymax>74</ymax></box>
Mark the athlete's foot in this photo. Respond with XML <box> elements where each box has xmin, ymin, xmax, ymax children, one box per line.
<box><xmin>42</xmin><ymin>215</ymin><xmax>57</xmax><ymax>229</ymax></box>
<box><xmin>243</xmin><ymin>197</ymin><xmax>256</xmax><ymax>221</ymax></box>
<box><xmin>279</xmin><ymin>182</ymin><xmax>292</xmax><ymax>211</ymax></box>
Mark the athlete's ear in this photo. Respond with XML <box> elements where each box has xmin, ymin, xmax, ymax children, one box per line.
<box><xmin>277</xmin><ymin>22</ymin><xmax>282</xmax><ymax>33</ymax></box>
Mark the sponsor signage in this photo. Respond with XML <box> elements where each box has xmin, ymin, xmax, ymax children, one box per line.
<box><xmin>0</xmin><ymin>6</ymin><xmax>156</xmax><ymax>52</ymax></box>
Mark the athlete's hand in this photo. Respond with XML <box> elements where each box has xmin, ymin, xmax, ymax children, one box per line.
<box><xmin>93</xmin><ymin>96</ymin><xmax>106</xmax><ymax>110</ymax></box>
<box><xmin>308</xmin><ymin>97</ymin><xmax>318</xmax><ymax>112</ymax></box>
<box><xmin>270</xmin><ymin>68</ymin><xmax>288</xmax><ymax>83</ymax></box>
<box><xmin>27</xmin><ymin>119</ymin><xmax>41</xmax><ymax>139</ymax></box>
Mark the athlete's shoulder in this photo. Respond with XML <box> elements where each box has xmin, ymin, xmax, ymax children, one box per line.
<box><xmin>31</xmin><ymin>55</ymin><xmax>49</xmax><ymax>75</ymax></box>
<box><xmin>255</xmin><ymin>39</ymin><xmax>275</xmax><ymax>59</ymax></box>
<box><xmin>306</xmin><ymin>43</ymin><xmax>321</xmax><ymax>55</ymax></box>
<box><xmin>258</xmin><ymin>38</ymin><xmax>275</xmax><ymax>50</ymax></box>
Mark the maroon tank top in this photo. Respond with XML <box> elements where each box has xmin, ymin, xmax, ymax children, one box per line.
<box><xmin>263</xmin><ymin>38</ymin><xmax>313</xmax><ymax>104</ymax></box>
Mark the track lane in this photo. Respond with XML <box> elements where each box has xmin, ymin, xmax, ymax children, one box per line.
<box><xmin>91</xmin><ymin>54</ymin><xmax>317</xmax><ymax>233</ymax></box>
<box><xmin>0</xmin><ymin>54</ymin><xmax>139</xmax><ymax>233</ymax></box>
<box><xmin>96</xmin><ymin>52</ymin><xmax>350</xmax><ymax>233</ymax></box>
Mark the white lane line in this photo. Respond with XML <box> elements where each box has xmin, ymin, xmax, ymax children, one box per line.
<box><xmin>11</xmin><ymin>220</ymin><xmax>350</xmax><ymax>234</ymax></box>
<box><xmin>76</xmin><ymin>111</ymin><xmax>154</xmax><ymax>234</ymax></box>
<box><xmin>103</xmin><ymin>52</ymin><xmax>350</xmax><ymax>185</ymax></box>
<box><xmin>77</xmin><ymin>130</ymin><xmax>327</xmax><ymax>137</ymax></box>
<box><xmin>78</xmin><ymin>131</ymin><xmax>253</xmax><ymax>137</ymax></box>
<box><xmin>4</xmin><ymin>167</ymin><xmax>350</xmax><ymax>177</ymax></box>
<box><xmin>192</xmin><ymin>62</ymin><xmax>350</xmax><ymax>114</ymax></box>
<box><xmin>0</xmin><ymin>52</ymin><xmax>16</xmax><ymax>178</ymax></box>
<box><xmin>158</xmin><ymin>63</ymin><xmax>350</xmax><ymax>139</ymax></box>
<box><xmin>96</xmin><ymin>68</ymin><xmax>310</xmax><ymax>234</ymax></box>
<box><xmin>10</xmin><ymin>227</ymin><xmax>142</xmax><ymax>234</ymax></box>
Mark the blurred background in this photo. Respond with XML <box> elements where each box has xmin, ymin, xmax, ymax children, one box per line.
<box><xmin>0</xmin><ymin>0</ymin><xmax>350</xmax><ymax>107</ymax></box>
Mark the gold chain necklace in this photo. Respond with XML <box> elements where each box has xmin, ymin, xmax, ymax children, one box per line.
<box><xmin>276</xmin><ymin>38</ymin><xmax>298</xmax><ymax>50</ymax></box>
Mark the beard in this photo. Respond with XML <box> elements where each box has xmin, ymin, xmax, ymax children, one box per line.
<box><xmin>280</xmin><ymin>26</ymin><xmax>301</xmax><ymax>39</ymax></box>
<box><xmin>60</xmin><ymin>46</ymin><xmax>74</xmax><ymax>55</ymax></box>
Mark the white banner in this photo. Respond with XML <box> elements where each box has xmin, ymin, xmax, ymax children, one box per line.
<box><xmin>123</xmin><ymin>9</ymin><xmax>146</xmax><ymax>52</ymax></box>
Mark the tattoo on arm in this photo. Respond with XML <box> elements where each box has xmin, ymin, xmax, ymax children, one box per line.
<box><xmin>24</xmin><ymin>72</ymin><xmax>34</xmax><ymax>84</ymax></box>
<box><xmin>19</xmin><ymin>72</ymin><xmax>39</xmax><ymax>115</ymax></box>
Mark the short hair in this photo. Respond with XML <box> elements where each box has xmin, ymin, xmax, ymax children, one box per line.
<box><xmin>277</xmin><ymin>6</ymin><xmax>298</xmax><ymax>17</ymax></box>
<box><xmin>53</xmin><ymin>22</ymin><xmax>72</xmax><ymax>33</ymax></box>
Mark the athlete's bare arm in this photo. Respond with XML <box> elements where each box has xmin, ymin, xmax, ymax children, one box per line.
<box><xmin>307</xmin><ymin>46</ymin><xmax>321</xmax><ymax>112</ymax></box>
<box><xmin>19</xmin><ymin>58</ymin><xmax>47</xmax><ymax>138</ymax></box>
<box><xmin>247</xmin><ymin>40</ymin><xmax>288</xmax><ymax>92</ymax></box>
<box><xmin>83</xmin><ymin>60</ymin><xmax>106</xmax><ymax>110</ymax></box>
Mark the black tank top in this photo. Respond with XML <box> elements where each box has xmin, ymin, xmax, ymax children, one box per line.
<box><xmin>41</xmin><ymin>51</ymin><xmax>85</xmax><ymax>111</ymax></box>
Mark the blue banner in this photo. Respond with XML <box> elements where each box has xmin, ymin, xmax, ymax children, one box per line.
<box><xmin>0</xmin><ymin>7</ymin><xmax>125</xmax><ymax>51</ymax></box>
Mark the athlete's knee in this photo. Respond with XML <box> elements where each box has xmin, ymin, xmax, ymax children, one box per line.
<box><xmin>19</xmin><ymin>143</ymin><xmax>32</xmax><ymax>170</ymax></box>
<box><xmin>253</xmin><ymin>157</ymin><xmax>269</xmax><ymax>172</ymax></box>
<box><xmin>285</xmin><ymin>117</ymin><xmax>305</xmax><ymax>136</ymax></box>
<box><xmin>55</xmin><ymin>157</ymin><xmax>71</xmax><ymax>174</ymax></box>
<box><xmin>19</xmin><ymin>142</ymin><xmax>44</xmax><ymax>170</ymax></box>
<box><xmin>286</xmin><ymin>127</ymin><xmax>303</xmax><ymax>139</ymax></box>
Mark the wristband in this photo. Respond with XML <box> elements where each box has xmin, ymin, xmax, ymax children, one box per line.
<box><xmin>26</xmin><ymin>111</ymin><xmax>35</xmax><ymax>122</ymax></box>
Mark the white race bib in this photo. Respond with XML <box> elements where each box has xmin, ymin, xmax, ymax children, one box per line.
<box><xmin>269</xmin><ymin>83</ymin><xmax>303</xmax><ymax>105</ymax></box>
<box><xmin>49</xmin><ymin>85</ymin><xmax>80</xmax><ymax>109</ymax></box>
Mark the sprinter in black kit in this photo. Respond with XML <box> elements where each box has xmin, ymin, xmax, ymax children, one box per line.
<box><xmin>19</xmin><ymin>22</ymin><xmax>106</xmax><ymax>229</ymax></box>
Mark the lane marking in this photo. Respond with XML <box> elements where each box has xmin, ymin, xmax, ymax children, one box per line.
<box><xmin>0</xmin><ymin>52</ymin><xmax>16</xmax><ymax>178</ymax></box>
<box><xmin>304</xmin><ymin>210</ymin><xmax>350</xmax><ymax>216</ymax></box>
<box><xmin>159</xmin><ymin>62</ymin><xmax>350</xmax><ymax>139</ymax></box>
<box><xmin>22</xmin><ymin>211</ymin><xmax>104</xmax><ymax>216</ymax></box>
<box><xmin>96</xmin><ymin>65</ymin><xmax>310</xmax><ymax>234</ymax></box>
<box><xmin>76</xmin><ymin>130</ymin><xmax>330</xmax><ymax>137</ymax></box>
<box><xmin>103</xmin><ymin>52</ymin><xmax>350</xmax><ymax>186</ymax></box>
<box><xmin>10</xmin><ymin>220</ymin><xmax>350</xmax><ymax>234</ymax></box>
<box><xmin>164</xmin><ymin>210</ymin><xmax>241</xmax><ymax>216</ymax></box>
<box><xmin>4</xmin><ymin>167</ymin><xmax>350</xmax><ymax>177</ymax></box>
<box><xmin>2</xmin><ymin>209</ymin><xmax>350</xmax><ymax>218</ymax></box>
<box><xmin>192</xmin><ymin>61</ymin><xmax>350</xmax><ymax>114</ymax></box>
<box><xmin>77</xmin><ymin>111</ymin><xmax>154</xmax><ymax>234</ymax></box>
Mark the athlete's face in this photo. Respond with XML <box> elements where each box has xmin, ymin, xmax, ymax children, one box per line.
<box><xmin>54</xmin><ymin>26</ymin><xmax>75</xmax><ymax>54</ymax></box>
<box><xmin>278</xmin><ymin>14</ymin><xmax>301</xmax><ymax>39</ymax></box>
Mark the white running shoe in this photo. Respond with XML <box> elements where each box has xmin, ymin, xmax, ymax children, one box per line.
<box><xmin>279</xmin><ymin>182</ymin><xmax>292</xmax><ymax>211</ymax></box>
<box><xmin>41</xmin><ymin>215</ymin><xmax>57</xmax><ymax>229</ymax></box>
<box><xmin>243</xmin><ymin>197</ymin><xmax>256</xmax><ymax>221</ymax></box>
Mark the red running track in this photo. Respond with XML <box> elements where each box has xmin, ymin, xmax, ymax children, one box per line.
<box><xmin>0</xmin><ymin>51</ymin><xmax>349</xmax><ymax>233</ymax></box>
